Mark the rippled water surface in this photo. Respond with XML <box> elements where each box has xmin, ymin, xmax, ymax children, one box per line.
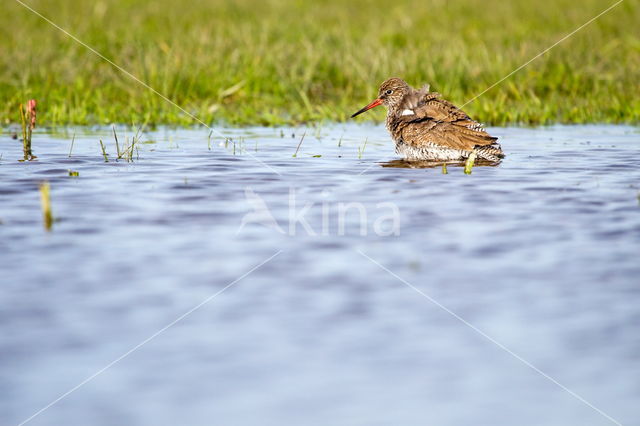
<box><xmin>1</xmin><ymin>125</ymin><xmax>639</xmax><ymax>426</ymax></box>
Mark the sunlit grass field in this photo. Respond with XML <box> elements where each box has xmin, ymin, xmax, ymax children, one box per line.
<box><xmin>2</xmin><ymin>0</ymin><xmax>639</xmax><ymax>126</ymax></box>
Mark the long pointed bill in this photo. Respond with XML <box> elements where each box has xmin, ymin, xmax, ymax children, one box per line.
<box><xmin>351</xmin><ymin>98</ymin><xmax>383</xmax><ymax>118</ymax></box>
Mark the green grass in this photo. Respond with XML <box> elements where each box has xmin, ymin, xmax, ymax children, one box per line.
<box><xmin>2</xmin><ymin>0</ymin><xmax>639</xmax><ymax>126</ymax></box>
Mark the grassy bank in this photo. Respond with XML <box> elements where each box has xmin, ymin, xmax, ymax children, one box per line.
<box><xmin>2</xmin><ymin>0</ymin><xmax>639</xmax><ymax>126</ymax></box>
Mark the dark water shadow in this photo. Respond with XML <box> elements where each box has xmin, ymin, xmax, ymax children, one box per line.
<box><xmin>380</xmin><ymin>159</ymin><xmax>501</xmax><ymax>169</ymax></box>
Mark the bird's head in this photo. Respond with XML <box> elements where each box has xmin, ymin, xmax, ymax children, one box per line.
<box><xmin>351</xmin><ymin>78</ymin><xmax>410</xmax><ymax>118</ymax></box>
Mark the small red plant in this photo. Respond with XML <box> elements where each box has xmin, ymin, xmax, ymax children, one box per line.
<box><xmin>27</xmin><ymin>99</ymin><xmax>37</xmax><ymax>130</ymax></box>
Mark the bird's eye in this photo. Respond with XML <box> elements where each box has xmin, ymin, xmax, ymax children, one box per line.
<box><xmin>385</xmin><ymin>89</ymin><xmax>393</xmax><ymax>95</ymax></box>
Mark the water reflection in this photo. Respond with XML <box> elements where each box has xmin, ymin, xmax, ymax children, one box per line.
<box><xmin>380</xmin><ymin>158</ymin><xmax>501</xmax><ymax>169</ymax></box>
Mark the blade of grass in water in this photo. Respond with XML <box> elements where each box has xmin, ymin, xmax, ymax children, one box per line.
<box><xmin>19</xmin><ymin>104</ymin><xmax>28</xmax><ymax>156</ymax></box>
<box><xmin>99</xmin><ymin>139</ymin><xmax>109</xmax><ymax>162</ymax></box>
<box><xmin>358</xmin><ymin>138</ymin><xmax>368</xmax><ymax>159</ymax></box>
<box><xmin>68</xmin><ymin>131</ymin><xmax>76</xmax><ymax>157</ymax></box>
<box><xmin>39</xmin><ymin>182</ymin><xmax>53</xmax><ymax>231</ymax></box>
<box><xmin>293</xmin><ymin>132</ymin><xmax>306</xmax><ymax>158</ymax></box>
<box><xmin>113</xmin><ymin>125</ymin><xmax>121</xmax><ymax>158</ymax></box>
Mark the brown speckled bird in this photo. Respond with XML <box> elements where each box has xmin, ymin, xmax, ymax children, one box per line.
<box><xmin>351</xmin><ymin>78</ymin><xmax>504</xmax><ymax>162</ymax></box>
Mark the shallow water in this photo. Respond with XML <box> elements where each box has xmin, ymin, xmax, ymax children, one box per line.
<box><xmin>1</xmin><ymin>124</ymin><xmax>639</xmax><ymax>426</ymax></box>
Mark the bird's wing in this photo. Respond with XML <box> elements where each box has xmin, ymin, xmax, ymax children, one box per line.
<box><xmin>410</xmin><ymin>92</ymin><xmax>488</xmax><ymax>133</ymax></box>
<box><xmin>399</xmin><ymin>116</ymin><xmax>498</xmax><ymax>151</ymax></box>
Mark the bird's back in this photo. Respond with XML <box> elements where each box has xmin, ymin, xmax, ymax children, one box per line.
<box><xmin>388</xmin><ymin>88</ymin><xmax>503</xmax><ymax>161</ymax></box>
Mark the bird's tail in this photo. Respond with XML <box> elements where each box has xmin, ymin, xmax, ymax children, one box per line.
<box><xmin>475</xmin><ymin>144</ymin><xmax>505</xmax><ymax>163</ymax></box>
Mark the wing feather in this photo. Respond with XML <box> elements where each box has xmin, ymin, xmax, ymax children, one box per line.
<box><xmin>411</xmin><ymin>92</ymin><xmax>489</xmax><ymax>134</ymax></box>
<box><xmin>398</xmin><ymin>117</ymin><xmax>498</xmax><ymax>151</ymax></box>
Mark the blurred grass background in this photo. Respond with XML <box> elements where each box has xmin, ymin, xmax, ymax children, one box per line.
<box><xmin>2</xmin><ymin>0</ymin><xmax>639</xmax><ymax>126</ymax></box>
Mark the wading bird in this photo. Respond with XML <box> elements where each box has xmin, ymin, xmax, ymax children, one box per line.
<box><xmin>351</xmin><ymin>78</ymin><xmax>504</xmax><ymax>162</ymax></box>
